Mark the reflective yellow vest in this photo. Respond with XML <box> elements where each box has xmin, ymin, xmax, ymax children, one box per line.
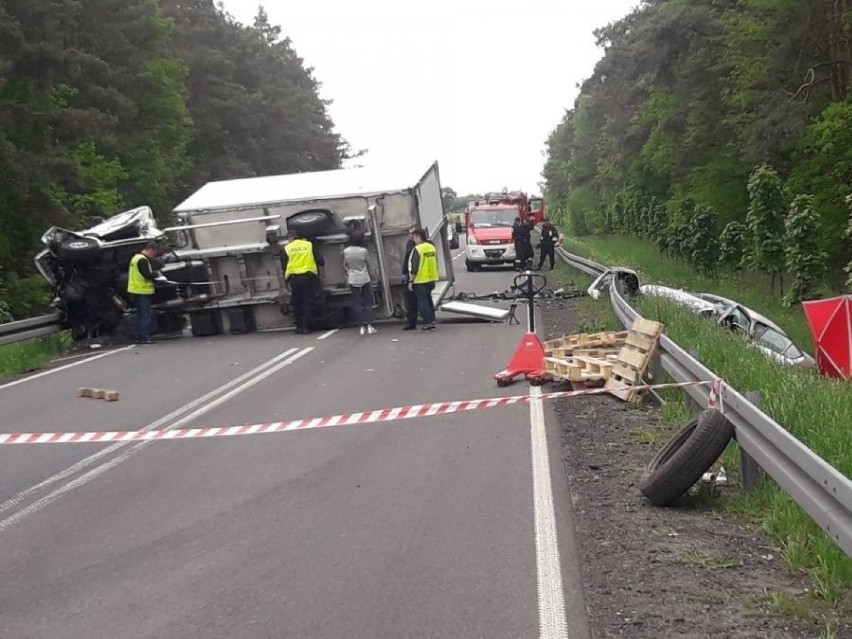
<box><xmin>409</xmin><ymin>242</ymin><xmax>439</xmax><ymax>284</ymax></box>
<box><xmin>127</xmin><ymin>254</ymin><xmax>155</xmax><ymax>295</ymax></box>
<box><xmin>284</xmin><ymin>238</ymin><xmax>318</xmax><ymax>277</ymax></box>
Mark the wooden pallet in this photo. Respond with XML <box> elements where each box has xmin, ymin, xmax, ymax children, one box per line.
<box><xmin>572</xmin><ymin>348</ymin><xmax>621</xmax><ymax>361</ymax></box>
<box><xmin>544</xmin><ymin>355</ymin><xmax>613</xmax><ymax>383</ymax></box>
<box><xmin>605</xmin><ymin>318</ymin><xmax>664</xmax><ymax>403</ymax></box>
<box><xmin>542</xmin><ymin>330</ymin><xmax>627</xmax><ymax>352</ymax></box>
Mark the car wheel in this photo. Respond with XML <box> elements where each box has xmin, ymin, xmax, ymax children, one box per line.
<box><xmin>286</xmin><ymin>209</ymin><xmax>334</xmax><ymax>237</ymax></box>
<box><xmin>465</xmin><ymin>260</ymin><xmax>474</xmax><ymax>272</ymax></box>
<box><xmin>638</xmin><ymin>410</ymin><xmax>734</xmax><ymax>506</ymax></box>
<box><xmin>57</xmin><ymin>237</ymin><xmax>100</xmax><ymax>263</ymax></box>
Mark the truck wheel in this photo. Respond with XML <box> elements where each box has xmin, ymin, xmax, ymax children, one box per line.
<box><xmin>638</xmin><ymin>410</ymin><xmax>734</xmax><ymax>506</ymax></box>
<box><xmin>286</xmin><ymin>209</ymin><xmax>334</xmax><ymax>237</ymax></box>
<box><xmin>58</xmin><ymin>237</ymin><xmax>100</xmax><ymax>263</ymax></box>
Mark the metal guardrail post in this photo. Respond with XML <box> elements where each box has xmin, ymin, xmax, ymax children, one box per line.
<box><xmin>741</xmin><ymin>391</ymin><xmax>767</xmax><ymax>491</ymax></box>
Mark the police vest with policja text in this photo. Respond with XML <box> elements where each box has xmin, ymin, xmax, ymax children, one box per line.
<box><xmin>284</xmin><ymin>238</ymin><xmax>318</xmax><ymax>277</ymax></box>
<box><xmin>409</xmin><ymin>242</ymin><xmax>439</xmax><ymax>284</ymax></box>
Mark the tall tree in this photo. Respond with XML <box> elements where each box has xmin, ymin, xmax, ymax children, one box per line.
<box><xmin>745</xmin><ymin>165</ymin><xmax>787</xmax><ymax>292</ymax></box>
<box><xmin>783</xmin><ymin>194</ymin><xmax>827</xmax><ymax>304</ymax></box>
<box><xmin>542</xmin><ymin>0</ymin><xmax>852</xmax><ymax>283</ymax></box>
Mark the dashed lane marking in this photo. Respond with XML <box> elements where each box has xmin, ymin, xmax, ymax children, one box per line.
<box><xmin>0</xmin><ymin>347</ymin><xmax>313</xmax><ymax>531</ymax></box>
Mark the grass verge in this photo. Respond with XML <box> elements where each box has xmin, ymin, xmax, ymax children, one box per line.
<box><xmin>0</xmin><ymin>333</ymin><xmax>71</xmax><ymax>380</ymax></box>
<box><xmin>559</xmin><ymin>233</ymin><xmax>851</xmax><ymax>618</ymax></box>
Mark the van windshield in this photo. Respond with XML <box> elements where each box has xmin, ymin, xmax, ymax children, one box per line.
<box><xmin>470</xmin><ymin>210</ymin><xmax>517</xmax><ymax>227</ymax></box>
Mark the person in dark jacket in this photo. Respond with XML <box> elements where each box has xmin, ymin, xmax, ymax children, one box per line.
<box><xmin>512</xmin><ymin>217</ymin><xmax>532</xmax><ymax>270</ymax></box>
<box><xmin>400</xmin><ymin>225</ymin><xmax>418</xmax><ymax>330</ymax></box>
<box><xmin>537</xmin><ymin>218</ymin><xmax>560</xmax><ymax>270</ymax></box>
<box><xmin>523</xmin><ymin>218</ymin><xmax>536</xmax><ymax>269</ymax></box>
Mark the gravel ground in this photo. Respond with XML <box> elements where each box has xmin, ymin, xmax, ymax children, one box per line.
<box><xmin>541</xmin><ymin>301</ymin><xmax>842</xmax><ymax>639</ymax></box>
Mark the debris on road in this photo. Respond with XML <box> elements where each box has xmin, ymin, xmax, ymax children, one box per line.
<box><xmin>76</xmin><ymin>387</ymin><xmax>119</xmax><ymax>402</ymax></box>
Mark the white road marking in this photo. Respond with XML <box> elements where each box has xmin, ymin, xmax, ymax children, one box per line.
<box><xmin>0</xmin><ymin>347</ymin><xmax>313</xmax><ymax>530</ymax></box>
<box><xmin>0</xmin><ymin>347</ymin><xmax>301</xmax><ymax>513</ymax></box>
<box><xmin>317</xmin><ymin>329</ymin><xmax>338</xmax><ymax>340</ymax></box>
<box><xmin>0</xmin><ymin>346</ymin><xmax>133</xmax><ymax>391</ymax></box>
<box><xmin>453</xmin><ymin>252</ymin><xmax>464</xmax><ymax>260</ymax></box>
<box><xmin>530</xmin><ymin>384</ymin><xmax>569</xmax><ymax>638</ymax></box>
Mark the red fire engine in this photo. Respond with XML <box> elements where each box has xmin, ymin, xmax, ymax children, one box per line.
<box><xmin>462</xmin><ymin>189</ymin><xmax>545</xmax><ymax>271</ymax></box>
<box><xmin>480</xmin><ymin>190</ymin><xmax>545</xmax><ymax>225</ymax></box>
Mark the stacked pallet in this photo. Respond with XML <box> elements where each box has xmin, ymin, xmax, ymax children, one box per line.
<box><xmin>543</xmin><ymin>330</ymin><xmax>627</xmax><ymax>386</ymax></box>
<box><xmin>605</xmin><ymin>318</ymin><xmax>664</xmax><ymax>403</ymax></box>
<box><xmin>543</xmin><ymin>319</ymin><xmax>664</xmax><ymax>401</ymax></box>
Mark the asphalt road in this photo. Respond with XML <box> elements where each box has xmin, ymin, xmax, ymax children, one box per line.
<box><xmin>0</xmin><ymin>244</ymin><xmax>589</xmax><ymax>639</ymax></box>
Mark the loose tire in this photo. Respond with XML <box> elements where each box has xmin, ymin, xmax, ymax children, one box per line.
<box><xmin>638</xmin><ymin>410</ymin><xmax>734</xmax><ymax>506</ymax></box>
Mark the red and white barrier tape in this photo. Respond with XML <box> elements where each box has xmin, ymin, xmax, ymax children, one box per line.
<box><xmin>0</xmin><ymin>380</ymin><xmax>718</xmax><ymax>446</ymax></box>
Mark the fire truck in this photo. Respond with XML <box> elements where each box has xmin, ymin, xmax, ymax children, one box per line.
<box><xmin>462</xmin><ymin>190</ymin><xmax>545</xmax><ymax>271</ymax></box>
<box><xmin>484</xmin><ymin>190</ymin><xmax>544</xmax><ymax>225</ymax></box>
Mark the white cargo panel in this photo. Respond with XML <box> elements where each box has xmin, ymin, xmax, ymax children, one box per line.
<box><xmin>174</xmin><ymin>161</ymin><xmax>440</xmax><ymax>212</ymax></box>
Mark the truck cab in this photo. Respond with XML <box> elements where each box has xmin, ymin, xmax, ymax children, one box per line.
<box><xmin>464</xmin><ymin>203</ymin><xmax>519</xmax><ymax>271</ymax></box>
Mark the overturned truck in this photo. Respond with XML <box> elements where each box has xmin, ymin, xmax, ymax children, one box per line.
<box><xmin>35</xmin><ymin>162</ymin><xmax>455</xmax><ymax>340</ymax></box>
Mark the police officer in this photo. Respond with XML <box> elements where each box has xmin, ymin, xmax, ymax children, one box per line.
<box><xmin>127</xmin><ymin>242</ymin><xmax>161</xmax><ymax>344</ymax></box>
<box><xmin>537</xmin><ymin>217</ymin><xmax>560</xmax><ymax>270</ymax></box>
<box><xmin>400</xmin><ymin>225</ymin><xmax>419</xmax><ymax>330</ymax></box>
<box><xmin>282</xmin><ymin>230</ymin><xmax>325</xmax><ymax>334</ymax></box>
<box><xmin>407</xmin><ymin>228</ymin><xmax>439</xmax><ymax>331</ymax></box>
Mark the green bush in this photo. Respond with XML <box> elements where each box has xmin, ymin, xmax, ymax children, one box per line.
<box><xmin>0</xmin><ymin>275</ymin><xmax>51</xmax><ymax>319</ymax></box>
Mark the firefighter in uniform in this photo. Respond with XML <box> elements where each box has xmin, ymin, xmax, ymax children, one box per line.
<box><xmin>536</xmin><ymin>218</ymin><xmax>560</xmax><ymax>270</ymax></box>
<box><xmin>282</xmin><ymin>231</ymin><xmax>325</xmax><ymax>334</ymax></box>
<box><xmin>127</xmin><ymin>242</ymin><xmax>161</xmax><ymax>344</ymax></box>
<box><xmin>407</xmin><ymin>228</ymin><xmax>439</xmax><ymax>331</ymax></box>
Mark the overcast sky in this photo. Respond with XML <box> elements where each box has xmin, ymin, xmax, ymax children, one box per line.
<box><xmin>221</xmin><ymin>0</ymin><xmax>638</xmax><ymax>196</ymax></box>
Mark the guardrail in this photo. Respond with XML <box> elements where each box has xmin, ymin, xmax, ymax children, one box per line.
<box><xmin>0</xmin><ymin>313</ymin><xmax>63</xmax><ymax>347</ymax></box>
<box><xmin>555</xmin><ymin>246</ymin><xmax>852</xmax><ymax>557</ymax></box>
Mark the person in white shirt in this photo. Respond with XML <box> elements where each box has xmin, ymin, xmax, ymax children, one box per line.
<box><xmin>343</xmin><ymin>231</ymin><xmax>376</xmax><ymax>335</ymax></box>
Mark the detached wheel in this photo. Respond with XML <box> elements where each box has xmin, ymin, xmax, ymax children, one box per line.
<box><xmin>58</xmin><ymin>237</ymin><xmax>100</xmax><ymax>263</ymax></box>
<box><xmin>638</xmin><ymin>410</ymin><xmax>734</xmax><ymax>506</ymax></box>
